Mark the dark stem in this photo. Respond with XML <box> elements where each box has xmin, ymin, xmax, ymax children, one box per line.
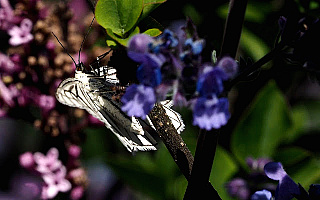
<box><xmin>225</xmin><ymin>40</ymin><xmax>286</xmax><ymax>91</ymax></box>
<box><xmin>220</xmin><ymin>0</ymin><xmax>249</xmax><ymax>58</ymax></box>
<box><xmin>184</xmin><ymin>129</ymin><xmax>221</xmax><ymax>200</ymax></box>
<box><xmin>184</xmin><ymin>0</ymin><xmax>248</xmax><ymax>199</ymax></box>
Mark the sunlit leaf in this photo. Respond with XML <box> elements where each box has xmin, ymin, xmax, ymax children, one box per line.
<box><xmin>95</xmin><ymin>0</ymin><xmax>143</xmax><ymax>37</ymax></box>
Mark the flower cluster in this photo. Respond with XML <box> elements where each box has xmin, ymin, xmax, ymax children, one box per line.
<box><xmin>0</xmin><ymin>0</ymin><xmax>106</xmax><ymax>136</ymax></box>
<box><xmin>226</xmin><ymin>157</ymin><xmax>275</xmax><ymax>200</ymax></box>
<box><xmin>252</xmin><ymin>162</ymin><xmax>320</xmax><ymax>200</ymax></box>
<box><xmin>122</xmin><ymin>22</ymin><xmax>238</xmax><ymax>130</ymax></box>
<box><xmin>20</xmin><ymin>146</ymin><xmax>87</xmax><ymax>200</ymax></box>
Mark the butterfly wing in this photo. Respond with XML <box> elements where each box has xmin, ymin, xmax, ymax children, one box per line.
<box><xmin>56</xmin><ymin>77</ymin><xmax>157</xmax><ymax>152</ymax></box>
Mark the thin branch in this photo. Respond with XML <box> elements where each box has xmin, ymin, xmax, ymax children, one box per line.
<box><xmin>148</xmin><ymin>104</ymin><xmax>220</xmax><ymax>197</ymax></box>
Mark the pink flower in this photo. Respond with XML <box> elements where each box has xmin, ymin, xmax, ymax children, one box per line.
<box><xmin>33</xmin><ymin>148</ymin><xmax>62</xmax><ymax>174</ymax></box>
<box><xmin>0</xmin><ymin>53</ymin><xmax>21</xmax><ymax>74</ymax></box>
<box><xmin>0</xmin><ymin>0</ymin><xmax>14</xmax><ymax>30</ymax></box>
<box><xmin>41</xmin><ymin>166</ymin><xmax>71</xmax><ymax>199</ymax></box>
<box><xmin>68</xmin><ymin>145</ymin><xmax>81</xmax><ymax>158</ymax></box>
<box><xmin>37</xmin><ymin>94</ymin><xmax>56</xmax><ymax>112</ymax></box>
<box><xmin>70</xmin><ymin>186</ymin><xmax>84</xmax><ymax>200</ymax></box>
<box><xmin>19</xmin><ymin>152</ymin><xmax>35</xmax><ymax>169</ymax></box>
<box><xmin>8</xmin><ymin>18</ymin><xmax>34</xmax><ymax>46</ymax></box>
<box><xmin>0</xmin><ymin>80</ymin><xmax>16</xmax><ymax>107</ymax></box>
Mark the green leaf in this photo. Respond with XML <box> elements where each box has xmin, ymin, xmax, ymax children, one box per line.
<box><xmin>291</xmin><ymin>158</ymin><xmax>320</xmax><ymax>187</ymax></box>
<box><xmin>217</xmin><ymin>2</ymin><xmax>270</xmax><ymax>23</ymax></box>
<box><xmin>95</xmin><ymin>0</ymin><xmax>143</xmax><ymax>37</ymax></box>
<box><xmin>240</xmin><ymin>28</ymin><xmax>270</xmax><ymax>61</ymax></box>
<box><xmin>274</xmin><ymin>147</ymin><xmax>311</xmax><ymax>166</ymax></box>
<box><xmin>143</xmin><ymin>28</ymin><xmax>162</xmax><ymax>37</ymax></box>
<box><xmin>231</xmin><ymin>80</ymin><xmax>292</xmax><ymax>168</ymax></box>
<box><xmin>210</xmin><ymin>146</ymin><xmax>239</xmax><ymax>200</ymax></box>
<box><xmin>106</xmin><ymin>26</ymin><xmax>140</xmax><ymax>47</ymax></box>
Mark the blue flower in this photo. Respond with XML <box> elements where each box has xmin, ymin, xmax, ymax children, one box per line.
<box><xmin>184</xmin><ymin>38</ymin><xmax>205</xmax><ymax>55</ymax></box>
<box><xmin>196</xmin><ymin>67</ymin><xmax>228</xmax><ymax>97</ymax></box>
<box><xmin>137</xmin><ymin>62</ymin><xmax>162</xmax><ymax>87</ymax></box>
<box><xmin>192</xmin><ymin>96</ymin><xmax>230</xmax><ymax>130</ymax></box>
<box><xmin>264</xmin><ymin>162</ymin><xmax>300</xmax><ymax>200</ymax></box>
<box><xmin>251</xmin><ymin>190</ymin><xmax>272</xmax><ymax>200</ymax></box>
<box><xmin>149</xmin><ymin>29</ymin><xmax>178</xmax><ymax>53</ymax></box>
<box><xmin>127</xmin><ymin>34</ymin><xmax>154</xmax><ymax>63</ymax></box>
<box><xmin>217</xmin><ymin>56</ymin><xmax>238</xmax><ymax>78</ymax></box>
<box><xmin>121</xmin><ymin>84</ymin><xmax>156</xmax><ymax>119</ymax></box>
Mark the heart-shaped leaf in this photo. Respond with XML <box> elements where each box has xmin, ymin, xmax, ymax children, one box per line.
<box><xmin>95</xmin><ymin>0</ymin><xmax>144</xmax><ymax>37</ymax></box>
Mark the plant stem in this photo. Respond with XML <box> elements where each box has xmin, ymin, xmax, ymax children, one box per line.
<box><xmin>149</xmin><ymin>104</ymin><xmax>220</xmax><ymax>198</ymax></box>
<box><xmin>184</xmin><ymin>0</ymin><xmax>248</xmax><ymax>199</ymax></box>
<box><xmin>184</xmin><ymin>129</ymin><xmax>221</xmax><ymax>200</ymax></box>
<box><xmin>220</xmin><ymin>0</ymin><xmax>249</xmax><ymax>58</ymax></box>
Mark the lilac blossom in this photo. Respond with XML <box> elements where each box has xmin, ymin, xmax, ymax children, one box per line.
<box><xmin>0</xmin><ymin>53</ymin><xmax>21</xmax><ymax>74</ymax></box>
<box><xmin>41</xmin><ymin>166</ymin><xmax>71</xmax><ymax>199</ymax></box>
<box><xmin>0</xmin><ymin>79</ymin><xmax>16</xmax><ymax>107</ymax></box>
<box><xmin>8</xmin><ymin>18</ymin><xmax>34</xmax><ymax>46</ymax></box>
<box><xmin>36</xmin><ymin>94</ymin><xmax>56</xmax><ymax>113</ymax></box>
<box><xmin>19</xmin><ymin>152</ymin><xmax>35</xmax><ymax>169</ymax></box>
<box><xmin>0</xmin><ymin>0</ymin><xmax>14</xmax><ymax>30</ymax></box>
<box><xmin>121</xmin><ymin>84</ymin><xmax>156</xmax><ymax>119</ymax></box>
<box><xmin>33</xmin><ymin>148</ymin><xmax>62</xmax><ymax>174</ymax></box>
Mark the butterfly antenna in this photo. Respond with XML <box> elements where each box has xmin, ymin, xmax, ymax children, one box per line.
<box><xmin>78</xmin><ymin>16</ymin><xmax>96</xmax><ymax>64</ymax></box>
<box><xmin>52</xmin><ymin>32</ymin><xmax>77</xmax><ymax>66</ymax></box>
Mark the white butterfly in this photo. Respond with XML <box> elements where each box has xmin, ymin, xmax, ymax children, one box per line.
<box><xmin>53</xmin><ymin>21</ymin><xmax>184</xmax><ymax>152</ymax></box>
<box><xmin>56</xmin><ymin>59</ymin><xmax>184</xmax><ymax>152</ymax></box>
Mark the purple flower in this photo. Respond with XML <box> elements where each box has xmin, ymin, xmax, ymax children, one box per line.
<box><xmin>41</xmin><ymin>166</ymin><xmax>71</xmax><ymax>199</ymax></box>
<box><xmin>0</xmin><ymin>80</ymin><xmax>16</xmax><ymax>107</ymax></box>
<box><xmin>149</xmin><ymin>29</ymin><xmax>178</xmax><ymax>53</ymax></box>
<box><xmin>37</xmin><ymin>94</ymin><xmax>56</xmax><ymax>112</ymax></box>
<box><xmin>251</xmin><ymin>190</ymin><xmax>272</xmax><ymax>200</ymax></box>
<box><xmin>192</xmin><ymin>96</ymin><xmax>230</xmax><ymax>130</ymax></box>
<box><xmin>121</xmin><ymin>84</ymin><xmax>156</xmax><ymax>119</ymax></box>
<box><xmin>8</xmin><ymin>18</ymin><xmax>34</xmax><ymax>46</ymax></box>
<box><xmin>0</xmin><ymin>53</ymin><xmax>21</xmax><ymax>74</ymax></box>
<box><xmin>128</xmin><ymin>34</ymin><xmax>154</xmax><ymax>63</ymax></box>
<box><xmin>184</xmin><ymin>38</ymin><xmax>205</xmax><ymax>55</ymax></box>
<box><xmin>196</xmin><ymin>67</ymin><xmax>228</xmax><ymax>97</ymax></box>
<box><xmin>33</xmin><ymin>148</ymin><xmax>62</xmax><ymax>174</ymax></box>
<box><xmin>246</xmin><ymin>157</ymin><xmax>272</xmax><ymax>172</ymax></box>
<box><xmin>70</xmin><ymin>186</ymin><xmax>84</xmax><ymax>200</ymax></box>
<box><xmin>226</xmin><ymin>178</ymin><xmax>250</xmax><ymax>200</ymax></box>
<box><xmin>217</xmin><ymin>56</ymin><xmax>238</xmax><ymax>78</ymax></box>
<box><xmin>264</xmin><ymin>162</ymin><xmax>300</xmax><ymax>200</ymax></box>
<box><xmin>137</xmin><ymin>62</ymin><xmax>162</xmax><ymax>87</ymax></box>
<box><xmin>19</xmin><ymin>152</ymin><xmax>35</xmax><ymax>169</ymax></box>
<box><xmin>0</xmin><ymin>0</ymin><xmax>14</xmax><ymax>30</ymax></box>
